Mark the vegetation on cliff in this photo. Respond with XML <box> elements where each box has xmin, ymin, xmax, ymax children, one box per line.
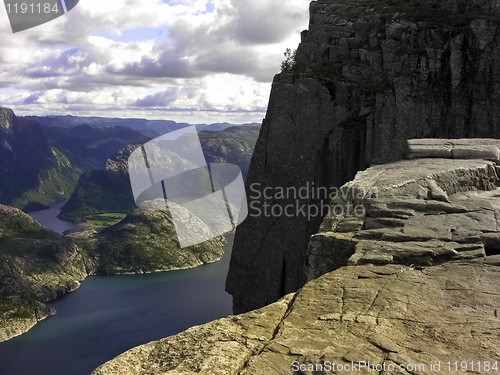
<box><xmin>91</xmin><ymin>207</ymin><xmax>225</xmax><ymax>275</ymax></box>
<box><xmin>0</xmin><ymin>204</ymin><xmax>88</xmax><ymax>342</ymax></box>
<box><xmin>317</xmin><ymin>0</ymin><xmax>498</xmax><ymax>25</ymax></box>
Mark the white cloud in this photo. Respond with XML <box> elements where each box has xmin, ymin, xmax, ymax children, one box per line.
<box><xmin>0</xmin><ymin>0</ymin><xmax>309</xmax><ymax>123</ymax></box>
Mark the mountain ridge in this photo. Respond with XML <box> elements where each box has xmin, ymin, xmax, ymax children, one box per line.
<box><xmin>0</xmin><ymin>107</ymin><xmax>80</xmax><ymax>210</ymax></box>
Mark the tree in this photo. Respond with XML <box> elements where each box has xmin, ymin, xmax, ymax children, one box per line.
<box><xmin>281</xmin><ymin>48</ymin><xmax>297</xmax><ymax>72</ymax></box>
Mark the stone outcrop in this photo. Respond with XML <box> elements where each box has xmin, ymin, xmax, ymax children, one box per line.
<box><xmin>307</xmin><ymin>152</ymin><xmax>500</xmax><ymax>281</ymax></box>
<box><xmin>0</xmin><ymin>205</ymin><xmax>88</xmax><ymax>342</ymax></box>
<box><xmin>93</xmin><ymin>261</ymin><xmax>500</xmax><ymax>375</ymax></box>
<box><xmin>227</xmin><ymin>0</ymin><xmax>500</xmax><ymax>313</ymax></box>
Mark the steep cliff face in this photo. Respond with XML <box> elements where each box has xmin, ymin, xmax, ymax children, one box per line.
<box><xmin>306</xmin><ymin>142</ymin><xmax>500</xmax><ymax>281</ymax></box>
<box><xmin>0</xmin><ymin>108</ymin><xmax>79</xmax><ymax>210</ymax></box>
<box><xmin>227</xmin><ymin>0</ymin><xmax>500</xmax><ymax>312</ymax></box>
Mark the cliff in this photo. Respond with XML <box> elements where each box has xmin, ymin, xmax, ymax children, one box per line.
<box><xmin>227</xmin><ymin>0</ymin><xmax>500</xmax><ymax>313</ymax></box>
<box><xmin>91</xmin><ymin>151</ymin><xmax>500</xmax><ymax>374</ymax></box>
<box><xmin>0</xmin><ymin>205</ymin><xmax>88</xmax><ymax>342</ymax></box>
<box><xmin>0</xmin><ymin>108</ymin><xmax>80</xmax><ymax>210</ymax></box>
<box><xmin>93</xmin><ymin>263</ymin><xmax>500</xmax><ymax>375</ymax></box>
<box><xmin>307</xmin><ymin>139</ymin><xmax>500</xmax><ymax>280</ymax></box>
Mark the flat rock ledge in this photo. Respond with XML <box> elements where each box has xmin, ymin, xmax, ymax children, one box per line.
<box><xmin>92</xmin><ymin>262</ymin><xmax>500</xmax><ymax>375</ymax></box>
<box><xmin>307</xmin><ymin>147</ymin><xmax>500</xmax><ymax>280</ymax></box>
<box><xmin>93</xmin><ymin>140</ymin><xmax>500</xmax><ymax>374</ymax></box>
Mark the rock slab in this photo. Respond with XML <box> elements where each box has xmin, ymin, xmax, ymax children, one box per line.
<box><xmin>93</xmin><ymin>262</ymin><xmax>500</xmax><ymax>375</ymax></box>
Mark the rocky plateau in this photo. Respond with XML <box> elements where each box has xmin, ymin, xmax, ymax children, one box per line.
<box><xmin>92</xmin><ymin>140</ymin><xmax>500</xmax><ymax>374</ymax></box>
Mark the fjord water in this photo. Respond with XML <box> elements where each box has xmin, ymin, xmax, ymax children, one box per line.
<box><xmin>0</xmin><ymin>205</ymin><xmax>233</xmax><ymax>375</ymax></box>
<box><xmin>27</xmin><ymin>201</ymin><xmax>78</xmax><ymax>234</ymax></box>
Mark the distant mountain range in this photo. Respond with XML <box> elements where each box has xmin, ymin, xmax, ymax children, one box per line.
<box><xmin>59</xmin><ymin>126</ymin><xmax>260</xmax><ymax>223</ymax></box>
<box><xmin>0</xmin><ymin>108</ymin><xmax>260</xmax><ymax>212</ymax></box>
<box><xmin>22</xmin><ymin>115</ymin><xmax>260</xmax><ymax>138</ymax></box>
<box><xmin>42</xmin><ymin>124</ymin><xmax>150</xmax><ymax>171</ymax></box>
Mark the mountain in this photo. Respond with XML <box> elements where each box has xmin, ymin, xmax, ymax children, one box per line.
<box><xmin>226</xmin><ymin>0</ymin><xmax>500</xmax><ymax>313</ymax></box>
<box><xmin>0</xmin><ymin>114</ymin><xmax>251</xmax><ymax>342</ymax></box>
<box><xmin>0</xmin><ymin>107</ymin><xmax>153</xmax><ymax>211</ymax></box>
<box><xmin>23</xmin><ymin>115</ymin><xmax>260</xmax><ymax>138</ymax></box>
<box><xmin>0</xmin><ymin>108</ymin><xmax>80</xmax><ymax>211</ymax></box>
<box><xmin>91</xmin><ymin>207</ymin><xmax>225</xmax><ymax>275</ymax></box>
<box><xmin>60</xmin><ymin>126</ymin><xmax>260</xmax><ymax>223</ymax></box>
<box><xmin>0</xmin><ymin>201</ymin><xmax>226</xmax><ymax>341</ymax></box>
<box><xmin>0</xmin><ymin>204</ymin><xmax>88</xmax><ymax>342</ymax></box>
<box><xmin>41</xmin><ymin>124</ymin><xmax>150</xmax><ymax>170</ymax></box>
<box><xmin>59</xmin><ymin>145</ymin><xmax>140</xmax><ymax>222</ymax></box>
<box><xmin>200</xmin><ymin>126</ymin><xmax>260</xmax><ymax>179</ymax></box>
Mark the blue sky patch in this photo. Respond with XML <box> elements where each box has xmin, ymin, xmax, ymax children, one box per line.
<box><xmin>97</xmin><ymin>26</ymin><xmax>169</xmax><ymax>43</ymax></box>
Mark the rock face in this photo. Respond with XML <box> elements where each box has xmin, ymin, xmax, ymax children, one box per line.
<box><xmin>227</xmin><ymin>0</ymin><xmax>500</xmax><ymax>313</ymax></box>
<box><xmin>92</xmin><ymin>261</ymin><xmax>500</xmax><ymax>375</ymax></box>
<box><xmin>0</xmin><ymin>204</ymin><xmax>88</xmax><ymax>342</ymax></box>
<box><xmin>0</xmin><ymin>107</ymin><xmax>79</xmax><ymax>210</ymax></box>
<box><xmin>307</xmin><ymin>154</ymin><xmax>500</xmax><ymax>281</ymax></box>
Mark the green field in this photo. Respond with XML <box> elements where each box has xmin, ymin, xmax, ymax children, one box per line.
<box><xmin>83</xmin><ymin>213</ymin><xmax>127</xmax><ymax>228</ymax></box>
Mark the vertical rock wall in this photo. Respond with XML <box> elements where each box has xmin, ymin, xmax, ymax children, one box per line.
<box><xmin>226</xmin><ymin>0</ymin><xmax>500</xmax><ymax>313</ymax></box>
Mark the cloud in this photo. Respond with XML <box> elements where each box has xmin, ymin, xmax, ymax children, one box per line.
<box><xmin>0</xmin><ymin>0</ymin><xmax>309</xmax><ymax>122</ymax></box>
<box><xmin>135</xmin><ymin>88</ymin><xmax>180</xmax><ymax>106</ymax></box>
<box><xmin>229</xmin><ymin>1</ymin><xmax>308</xmax><ymax>45</ymax></box>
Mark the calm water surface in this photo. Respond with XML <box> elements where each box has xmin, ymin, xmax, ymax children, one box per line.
<box><xmin>0</xmin><ymin>205</ymin><xmax>233</xmax><ymax>375</ymax></box>
<box><xmin>27</xmin><ymin>202</ymin><xmax>78</xmax><ymax>234</ymax></box>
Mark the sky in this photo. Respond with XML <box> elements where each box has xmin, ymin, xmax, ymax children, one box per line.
<box><xmin>0</xmin><ymin>0</ymin><xmax>310</xmax><ymax>123</ymax></box>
